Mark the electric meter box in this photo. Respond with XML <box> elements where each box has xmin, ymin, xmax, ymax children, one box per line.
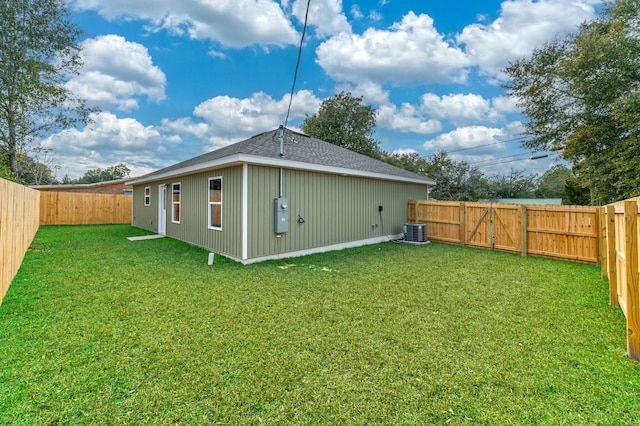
<box><xmin>274</xmin><ymin>197</ymin><xmax>289</xmax><ymax>233</ymax></box>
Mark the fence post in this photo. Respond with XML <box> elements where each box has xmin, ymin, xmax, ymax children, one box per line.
<box><xmin>408</xmin><ymin>200</ymin><xmax>416</xmax><ymax>223</ymax></box>
<box><xmin>459</xmin><ymin>202</ymin><xmax>466</xmax><ymax>246</ymax></box>
<box><xmin>606</xmin><ymin>205</ymin><xmax>618</xmax><ymax>307</ymax></box>
<box><xmin>489</xmin><ymin>204</ymin><xmax>495</xmax><ymax>249</ymax></box>
<box><xmin>520</xmin><ymin>205</ymin><xmax>527</xmax><ymax>257</ymax></box>
<box><xmin>624</xmin><ymin>200</ymin><xmax>640</xmax><ymax>362</ymax></box>
<box><xmin>594</xmin><ymin>207</ymin><xmax>601</xmax><ymax>267</ymax></box>
<box><xmin>599</xmin><ymin>207</ymin><xmax>607</xmax><ymax>277</ymax></box>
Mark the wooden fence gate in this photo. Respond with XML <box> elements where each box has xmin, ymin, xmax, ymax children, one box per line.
<box><xmin>463</xmin><ymin>203</ymin><xmax>524</xmax><ymax>253</ymax></box>
<box><xmin>408</xmin><ymin>200</ymin><xmax>599</xmax><ymax>263</ymax></box>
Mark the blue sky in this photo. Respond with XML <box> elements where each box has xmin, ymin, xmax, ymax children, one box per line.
<box><xmin>43</xmin><ymin>0</ymin><xmax>604</xmax><ymax>179</ymax></box>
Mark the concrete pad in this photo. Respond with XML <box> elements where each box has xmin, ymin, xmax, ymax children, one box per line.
<box><xmin>127</xmin><ymin>234</ymin><xmax>166</xmax><ymax>241</ymax></box>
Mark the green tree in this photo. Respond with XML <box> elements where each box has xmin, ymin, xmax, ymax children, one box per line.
<box><xmin>503</xmin><ymin>0</ymin><xmax>640</xmax><ymax>203</ymax></box>
<box><xmin>487</xmin><ymin>170</ymin><xmax>537</xmax><ymax>199</ymax></box>
<box><xmin>382</xmin><ymin>151</ymin><xmax>429</xmax><ymax>175</ymax></box>
<box><xmin>75</xmin><ymin>163</ymin><xmax>131</xmax><ymax>184</ymax></box>
<box><xmin>0</xmin><ymin>0</ymin><xmax>93</xmax><ymax>177</ymax></box>
<box><xmin>535</xmin><ymin>164</ymin><xmax>572</xmax><ymax>200</ymax></box>
<box><xmin>565</xmin><ymin>175</ymin><xmax>592</xmax><ymax>205</ymax></box>
<box><xmin>301</xmin><ymin>91</ymin><xmax>381</xmax><ymax>158</ymax></box>
<box><xmin>16</xmin><ymin>151</ymin><xmax>58</xmax><ymax>185</ymax></box>
<box><xmin>0</xmin><ymin>162</ymin><xmax>14</xmax><ymax>181</ymax></box>
<box><xmin>424</xmin><ymin>152</ymin><xmax>489</xmax><ymax>201</ymax></box>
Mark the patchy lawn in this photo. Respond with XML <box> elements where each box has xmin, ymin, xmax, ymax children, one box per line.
<box><xmin>1</xmin><ymin>225</ymin><xmax>639</xmax><ymax>425</ymax></box>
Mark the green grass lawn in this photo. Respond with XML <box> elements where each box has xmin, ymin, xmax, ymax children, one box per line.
<box><xmin>1</xmin><ymin>225</ymin><xmax>639</xmax><ymax>425</ymax></box>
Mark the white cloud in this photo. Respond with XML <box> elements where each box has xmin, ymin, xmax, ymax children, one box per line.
<box><xmin>377</xmin><ymin>103</ymin><xmax>441</xmax><ymax>134</ymax></box>
<box><xmin>350</xmin><ymin>5</ymin><xmax>364</xmax><ymax>20</ymax></box>
<box><xmin>316</xmin><ymin>11</ymin><xmax>470</xmax><ymax>85</ymax></box>
<box><xmin>292</xmin><ymin>0</ymin><xmax>351</xmax><ymax>38</ymax></box>
<box><xmin>421</xmin><ymin>93</ymin><xmax>506</xmax><ymax>126</ymax></box>
<box><xmin>192</xmin><ymin>90</ymin><xmax>321</xmax><ymax>138</ymax></box>
<box><xmin>71</xmin><ymin>0</ymin><xmax>299</xmax><ymax>48</ymax></box>
<box><xmin>491</xmin><ymin>95</ymin><xmax>520</xmax><ymax>114</ymax></box>
<box><xmin>368</xmin><ymin>10</ymin><xmax>383</xmax><ymax>22</ymax></box>
<box><xmin>422</xmin><ymin>121</ymin><xmax>543</xmax><ymax>175</ymax></box>
<box><xmin>67</xmin><ymin>35</ymin><xmax>166</xmax><ymax>112</ymax></box>
<box><xmin>41</xmin><ymin>112</ymin><xmax>177</xmax><ymax>179</ymax></box>
<box><xmin>392</xmin><ymin>147</ymin><xmax>418</xmax><ymax>156</ymax></box>
<box><xmin>335</xmin><ymin>82</ymin><xmax>390</xmax><ymax>106</ymax></box>
<box><xmin>422</xmin><ymin>125</ymin><xmax>507</xmax><ymax>151</ymax></box>
<box><xmin>160</xmin><ymin>117</ymin><xmax>210</xmax><ymax>140</ymax></box>
<box><xmin>457</xmin><ymin>0</ymin><xmax>599</xmax><ymax>78</ymax></box>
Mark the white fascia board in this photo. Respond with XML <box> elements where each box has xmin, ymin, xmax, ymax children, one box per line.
<box><xmin>126</xmin><ymin>154</ymin><xmax>435</xmax><ymax>186</ymax></box>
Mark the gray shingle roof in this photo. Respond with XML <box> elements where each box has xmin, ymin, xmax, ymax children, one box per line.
<box><xmin>129</xmin><ymin>127</ymin><xmax>435</xmax><ymax>185</ymax></box>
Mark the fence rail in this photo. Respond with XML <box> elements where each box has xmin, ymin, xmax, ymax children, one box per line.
<box><xmin>40</xmin><ymin>191</ymin><xmax>132</xmax><ymax>225</ymax></box>
<box><xmin>408</xmin><ymin>200</ymin><xmax>599</xmax><ymax>263</ymax></box>
<box><xmin>0</xmin><ymin>178</ymin><xmax>40</xmax><ymax>306</ymax></box>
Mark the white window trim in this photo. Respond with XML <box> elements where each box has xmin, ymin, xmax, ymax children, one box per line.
<box><xmin>144</xmin><ymin>186</ymin><xmax>150</xmax><ymax>206</ymax></box>
<box><xmin>208</xmin><ymin>176</ymin><xmax>222</xmax><ymax>231</ymax></box>
<box><xmin>171</xmin><ymin>182</ymin><xmax>181</xmax><ymax>224</ymax></box>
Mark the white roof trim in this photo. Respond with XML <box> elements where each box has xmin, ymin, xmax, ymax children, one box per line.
<box><xmin>126</xmin><ymin>154</ymin><xmax>435</xmax><ymax>186</ymax></box>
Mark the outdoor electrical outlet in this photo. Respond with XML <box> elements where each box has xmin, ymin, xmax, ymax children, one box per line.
<box><xmin>378</xmin><ymin>205</ymin><xmax>383</xmax><ymax>212</ymax></box>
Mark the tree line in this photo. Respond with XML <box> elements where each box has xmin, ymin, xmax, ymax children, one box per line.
<box><xmin>301</xmin><ymin>91</ymin><xmax>587</xmax><ymax>204</ymax></box>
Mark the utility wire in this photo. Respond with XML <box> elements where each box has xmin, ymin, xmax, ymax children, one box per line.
<box><xmin>467</xmin><ymin>152</ymin><xmax>533</xmax><ymax>165</ymax></box>
<box><xmin>283</xmin><ymin>0</ymin><xmax>311</xmax><ymax>129</ymax></box>
<box><xmin>423</xmin><ymin>135</ymin><xmax>528</xmax><ymax>158</ymax></box>
<box><xmin>476</xmin><ymin>154</ymin><xmax>550</xmax><ymax>168</ymax></box>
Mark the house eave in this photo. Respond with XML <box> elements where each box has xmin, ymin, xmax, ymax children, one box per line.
<box><xmin>126</xmin><ymin>154</ymin><xmax>435</xmax><ymax>186</ymax></box>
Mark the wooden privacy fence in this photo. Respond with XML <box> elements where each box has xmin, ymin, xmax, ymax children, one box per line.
<box><xmin>599</xmin><ymin>198</ymin><xmax>640</xmax><ymax>362</ymax></box>
<box><xmin>0</xmin><ymin>178</ymin><xmax>40</xmax><ymax>306</ymax></box>
<box><xmin>40</xmin><ymin>191</ymin><xmax>132</xmax><ymax>225</ymax></box>
<box><xmin>408</xmin><ymin>200</ymin><xmax>600</xmax><ymax>263</ymax></box>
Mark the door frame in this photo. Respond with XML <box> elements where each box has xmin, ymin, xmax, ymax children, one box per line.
<box><xmin>158</xmin><ymin>184</ymin><xmax>167</xmax><ymax>235</ymax></box>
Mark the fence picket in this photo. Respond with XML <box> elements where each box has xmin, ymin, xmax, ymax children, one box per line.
<box><xmin>0</xmin><ymin>178</ymin><xmax>40</xmax><ymax>306</ymax></box>
<box><xmin>409</xmin><ymin>200</ymin><xmax>599</xmax><ymax>263</ymax></box>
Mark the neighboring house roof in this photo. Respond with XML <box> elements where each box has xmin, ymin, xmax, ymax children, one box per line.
<box><xmin>31</xmin><ymin>178</ymin><xmax>132</xmax><ymax>194</ymax></box>
<box><xmin>127</xmin><ymin>127</ymin><xmax>436</xmax><ymax>186</ymax></box>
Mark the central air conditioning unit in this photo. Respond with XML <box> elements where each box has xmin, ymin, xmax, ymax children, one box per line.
<box><xmin>404</xmin><ymin>223</ymin><xmax>427</xmax><ymax>243</ymax></box>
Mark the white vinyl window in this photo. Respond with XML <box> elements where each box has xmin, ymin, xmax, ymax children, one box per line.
<box><xmin>171</xmin><ymin>183</ymin><xmax>181</xmax><ymax>223</ymax></box>
<box><xmin>208</xmin><ymin>177</ymin><xmax>222</xmax><ymax>230</ymax></box>
<box><xmin>144</xmin><ymin>186</ymin><xmax>150</xmax><ymax>206</ymax></box>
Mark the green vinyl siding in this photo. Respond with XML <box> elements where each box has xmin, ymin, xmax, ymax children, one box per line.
<box><xmin>164</xmin><ymin>166</ymin><xmax>243</xmax><ymax>259</ymax></box>
<box><xmin>132</xmin><ymin>184</ymin><xmax>158</xmax><ymax>233</ymax></box>
<box><xmin>132</xmin><ymin>166</ymin><xmax>243</xmax><ymax>259</ymax></box>
<box><xmin>246</xmin><ymin>166</ymin><xmax>428</xmax><ymax>259</ymax></box>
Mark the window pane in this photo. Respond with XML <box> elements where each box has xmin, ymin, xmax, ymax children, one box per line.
<box><xmin>210</xmin><ymin>190</ymin><xmax>221</xmax><ymax>203</ymax></box>
<box><xmin>209</xmin><ymin>178</ymin><xmax>221</xmax><ymax>191</ymax></box>
<box><xmin>209</xmin><ymin>179</ymin><xmax>221</xmax><ymax>202</ymax></box>
<box><xmin>174</xmin><ymin>204</ymin><xmax>180</xmax><ymax>222</ymax></box>
<box><xmin>210</xmin><ymin>204</ymin><xmax>221</xmax><ymax>227</ymax></box>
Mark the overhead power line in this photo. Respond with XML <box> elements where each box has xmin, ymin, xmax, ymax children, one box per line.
<box><xmin>283</xmin><ymin>0</ymin><xmax>311</xmax><ymax>129</ymax></box>
<box><xmin>476</xmin><ymin>154</ymin><xmax>550</xmax><ymax>168</ymax></box>
<box><xmin>467</xmin><ymin>152</ymin><xmax>533</xmax><ymax>165</ymax></box>
<box><xmin>423</xmin><ymin>135</ymin><xmax>528</xmax><ymax>158</ymax></box>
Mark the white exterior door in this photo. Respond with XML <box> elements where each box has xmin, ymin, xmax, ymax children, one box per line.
<box><xmin>158</xmin><ymin>184</ymin><xmax>167</xmax><ymax>235</ymax></box>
